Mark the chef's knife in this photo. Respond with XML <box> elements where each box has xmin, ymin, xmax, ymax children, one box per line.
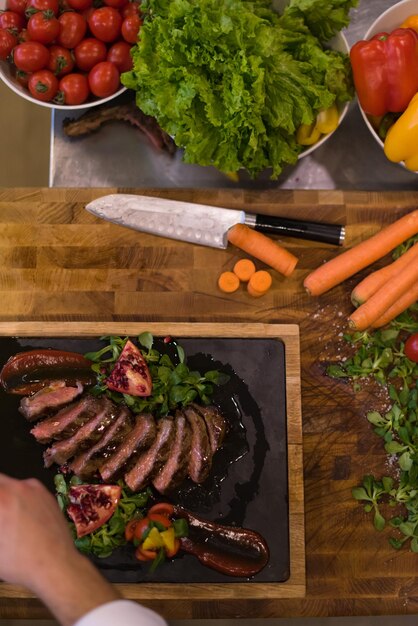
<box><xmin>86</xmin><ymin>194</ymin><xmax>345</xmax><ymax>247</ymax></box>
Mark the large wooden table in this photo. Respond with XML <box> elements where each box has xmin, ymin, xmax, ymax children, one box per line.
<box><xmin>0</xmin><ymin>187</ymin><xmax>417</xmax><ymax>620</ymax></box>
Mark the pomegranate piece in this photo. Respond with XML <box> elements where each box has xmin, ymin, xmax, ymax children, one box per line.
<box><xmin>105</xmin><ymin>339</ymin><xmax>152</xmax><ymax>397</ymax></box>
<box><xmin>67</xmin><ymin>484</ymin><xmax>121</xmax><ymax>538</ymax></box>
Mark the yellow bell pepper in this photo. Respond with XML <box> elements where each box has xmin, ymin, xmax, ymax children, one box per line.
<box><xmin>142</xmin><ymin>526</ymin><xmax>163</xmax><ymax>551</ymax></box>
<box><xmin>400</xmin><ymin>14</ymin><xmax>418</xmax><ymax>33</ymax></box>
<box><xmin>160</xmin><ymin>527</ymin><xmax>176</xmax><ymax>553</ymax></box>
<box><xmin>384</xmin><ymin>92</ymin><xmax>418</xmax><ymax>171</ymax></box>
<box><xmin>296</xmin><ymin>104</ymin><xmax>339</xmax><ymax>146</ymax></box>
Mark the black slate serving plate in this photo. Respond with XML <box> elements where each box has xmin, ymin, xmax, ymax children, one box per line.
<box><xmin>0</xmin><ymin>335</ymin><xmax>289</xmax><ymax>584</ymax></box>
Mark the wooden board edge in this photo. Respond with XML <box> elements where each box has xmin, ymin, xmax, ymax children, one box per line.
<box><xmin>0</xmin><ymin>321</ymin><xmax>305</xmax><ymax>600</ymax></box>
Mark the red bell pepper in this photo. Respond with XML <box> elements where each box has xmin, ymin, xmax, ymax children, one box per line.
<box><xmin>350</xmin><ymin>28</ymin><xmax>418</xmax><ymax>116</ymax></box>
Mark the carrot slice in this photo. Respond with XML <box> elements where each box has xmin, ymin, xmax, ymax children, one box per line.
<box><xmin>218</xmin><ymin>271</ymin><xmax>240</xmax><ymax>293</ymax></box>
<box><xmin>348</xmin><ymin>261</ymin><xmax>418</xmax><ymax>331</ymax></box>
<box><xmin>247</xmin><ymin>270</ymin><xmax>272</xmax><ymax>297</ymax></box>
<box><xmin>233</xmin><ymin>258</ymin><xmax>256</xmax><ymax>282</ymax></box>
<box><xmin>304</xmin><ymin>210</ymin><xmax>418</xmax><ymax>296</ymax></box>
<box><xmin>227</xmin><ymin>224</ymin><xmax>298</xmax><ymax>277</ymax></box>
<box><xmin>351</xmin><ymin>242</ymin><xmax>418</xmax><ymax>307</ymax></box>
<box><xmin>371</xmin><ymin>281</ymin><xmax>418</xmax><ymax>328</ymax></box>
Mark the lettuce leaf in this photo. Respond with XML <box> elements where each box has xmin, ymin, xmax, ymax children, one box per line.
<box><xmin>122</xmin><ymin>0</ymin><xmax>357</xmax><ymax>178</ymax></box>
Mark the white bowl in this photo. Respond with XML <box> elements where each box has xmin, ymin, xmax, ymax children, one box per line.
<box><xmin>0</xmin><ymin>0</ymin><xmax>126</xmax><ymax>109</ymax></box>
<box><xmin>357</xmin><ymin>0</ymin><xmax>418</xmax><ymax>160</ymax></box>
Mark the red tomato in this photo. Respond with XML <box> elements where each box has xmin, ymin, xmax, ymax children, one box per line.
<box><xmin>47</xmin><ymin>44</ymin><xmax>74</xmax><ymax>75</ymax></box>
<box><xmin>148</xmin><ymin>512</ymin><xmax>172</xmax><ymax>528</ymax></box>
<box><xmin>18</xmin><ymin>28</ymin><xmax>31</xmax><ymax>42</ymax></box>
<box><xmin>0</xmin><ymin>10</ymin><xmax>25</xmax><ymax>31</ymax></box>
<box><xmin>88</xmin><ymin>7</ymin><xmax>122</xmax><ymax>43</ymax></box>
<box><xmin>15</xmin><ymin>68</ymin><xmax>31</xmax><ymax>86</ymax></box>
<box><xmin>74</xmin><ymin>37</ymin><xmax>106</xmax><ymax>71</ymax></box>
<box><xmin>28</xmin><ymin>68</ymin><xmax>58</xmax><ymax>101</ymax></box>
<box><xmin>107</xmin><ymin>40</ymin><xmax>132</xmax><ymax>72</ymax></box>
<box><xmin>26</xmin><ymin>0</ymin><xmax>59</xmax><ymax>16</ymax></box>
<box><xmin>0</xmin><ymin>28</ymin><xmax>17</xmax><ymax>60</ymax></box>
<box><xmin>103</xmin><ymin>0</ymin><xmax>127</xmax><ymax>8</ymax></box>
<box><xmin>66</xmin><ymin>485</ymin><xmax>122</xmax><ymax>538</ymax></box>
<box><xmin>405</xmin><ymin>333</ymin><xmax>418</xmax><ymax>363</ymax></box>
<box><xmin>66</xmin><ymin>0</ymin><xmax>92</xmax><ymax>9</ymax></box>
<box><xmin>121</xmin><ymin>1</ymin><xmax>141</xmax><ymax>18</ymax></box>
<box><xmin>148</xmin><ymin>502</ymin><xmax>175</xmax><ymax>517</ymax></box>
<box><xmin>105</xmin><ymin>339</ymin><xmax>152</xmax><ymax>396</ymax></box>
<box><xmin>88</xmin><ymin>60</ymin><xmax>119</xmax><ymax>97</ymax></box>
<box><xmin>132</xmin><ymin>517</ymin><xmax>151</xmax><ymax>541</ymax></box>
<box><xmin>57</xmin><ymin>11</ymin><xmax>86</xmax><ymax>48</ymax></box>
<box><xmin>124</xmin><ymin>517</ymin><xmax>141</xmax><ymax>542</ymax></box>
<box><xmin>135</xmin><ymin>546</ymin><xmax>157</xmax><ymax>561</ymax></box>
<box><xmin>13</xmin><ymin>41</ymin><xmax>50</xmax><ymax>71</ymax></box>
<box><xmin>121</xmin><ymin>13</ymin><xmax>141</xmax><ymax>44</ymax></box>
<box><xmin>58</xmin><ymin>71</ymin><xmax>89</xmax><ymax>104</ymax></box>
<box><xmin>6</xmin><ymin>0</ymin><xmax>27</xmax><ymax>16</ymax></box>
<box><xmin>27</xmin><ymin>11</ymin><xmax>60</xmax><ymax>45</ymax></box>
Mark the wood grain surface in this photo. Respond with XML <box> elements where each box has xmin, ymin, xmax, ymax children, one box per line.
<box><xmin>0</xmin><ymin>187</ymin><xmax>417</xmax><ymax>620</ymax></box>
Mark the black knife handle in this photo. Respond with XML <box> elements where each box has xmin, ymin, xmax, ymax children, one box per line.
<box><xmin>246</xmin><ymin>214</ymin><xmax>345</xmax><ymax>246</ymax></box>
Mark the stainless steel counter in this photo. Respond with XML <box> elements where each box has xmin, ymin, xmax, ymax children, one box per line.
<box><xmin>50</xmin><ymin>0</ymin><xmax>418</xmax><ymax>190</ymax></box>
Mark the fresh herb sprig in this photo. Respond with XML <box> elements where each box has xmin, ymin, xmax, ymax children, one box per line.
<box><xmin>85</xmin><ymin>332</ymin><xmax>230</xmax><ymax>418</ymax></box>
<box><xmin>54</xmin><ymin>473</ymin><xmax>150</xmax><ymax>558</ymax></box>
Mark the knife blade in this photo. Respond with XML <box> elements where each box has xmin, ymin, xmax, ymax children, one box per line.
<box><xmin>85</xmin><ymin>194</ymin><xmax>345</xmax><ymax>247</ymax></box>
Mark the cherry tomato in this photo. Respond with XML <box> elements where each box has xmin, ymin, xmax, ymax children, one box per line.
<box><xmin>18</xmin><ymin>28</ymin><xmax>31</xmax><ymax>42</ymax></box>
<box><xmin>132</xmin><ymin>517</ymin><xmax>152</xmax><ymax>541</ymax></box>
<box><xmin>26</xmin><ymin>0</ymin><xmax>59</xmax><ymax>17</ymax></box>
<box><xmin>0</xmin><ymin>28</ymin><xmax>17</xmax><ymax>60</ymax></box>
<box><xmin>47</xmin><ymin>44</ymin><xmax>74</xmax><ymax>76</ymax></box>
<box><xmin>57</xmin><ymin>11</ymin><xmax>86</xmax><ymax>48</ymax></box>
<box><xmin>88</xmin><ymin>60</ymin><xmax>120</xmax><ymax>97</ymax></box>
<box><xmin>148</xmin><ymin>502</ymin><xmax>175</xmax><ymax>517</ymax></box>
<box><xmin>6</xmin><ymin>0</ymin><xmax>27</xmax><ymax>16</ymax></box>
<box><xmin>0</xmin><ymin>10</ymin><xmax>25</xmax><ymax>31</ymax></box>
<box><xmin>66</xmin><ymin>0</ymin><xmax>92</xmax><ymax>9</ymax></box>
<box><xmin>27</xmin><ymin>11</ymin><xmax>60</xmax><ymax>45</ymax></box>
<box><xmin>124</xmin><ymin>517</ymin><xmax>141</xmax><ymax>542</ymax></box>
<box><xmin>103</xmin><ymin>0</ymin><xmax>127</xmax><ymax>8</ymax></box>
<box><xmin>88</xmin><ymin>7</ymin><xmax>122</xmax><ymax>43</ymax></box>
<box><xmin>107</xmin><ymin>40</ymin><xmax>132</xmax><ymax>72</ymax></box>
<box><xmin>58</xmin><ymin>72</ymin><xmax>89</xmax><ymax>104</ymax></box>
<box><xmin>28</xmin><ymin>68</ymin><xmax>58</xmax><ymax>101</ymax></box>
<box><xmin>121</xmin><ymin>1</ymin><xmax>141</xmax><ymax>18</ymax></box>
<box><xmin>74</xmin><ymin>37</ymin><xmax>106</xmax><ymax>71</ymax></box>
<box><xmin>15</xmin><ymin>68</ymin><xmax>31</xmax><ymax>86</ymax></box>
<box><xmin>121</xmin><ymin>13</ymin><xmax>141</xmax><ymax>44</ymax></box>
<box><xmin>13</xmin><ymin>41</ymin><xmax>50</xmax><ymax>71</ymax></box>
<box><xmin>134</xmin><ymin>546</ymin><xmax>157</xmax><ymax>562</ymax></box>
<box><xmin>405</xmin><ymin>333</ymin><xmax>418</xmax><ymax>363</ymax></box>
<box><xmin>148</xmin><ymin>512</ymin><xmax>172</xmax><ymax>528</ymax></box>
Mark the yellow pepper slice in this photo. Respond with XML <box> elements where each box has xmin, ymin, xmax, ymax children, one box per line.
<box><xmin>315</xmin><ymin>104</ymin><xmax>339</xmax><ymax>134</ymax></box>
<box><xmin>160</xmin><ymin>527</ymin><xmax>176</xmax><ymax>553</ymax></box>
<box><xmin>296</xmin><ymin>122</ymin><xmax>322</xmax><ymax>146</ymax></box>
<box><xmin>142</xmin><ymin>526</ymin><xmax>163</xmax><ymax>550</ymax></box>
<box><xmin>384</xmin><ymin>92</ymin><xmax>418</xmax><ymax>171</ymax></box>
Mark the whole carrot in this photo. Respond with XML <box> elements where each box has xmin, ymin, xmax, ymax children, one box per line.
<box><xmin>371</xmin><ymin>281</ymin><xmax>418</xmax><ymax>328</ymax></box>
<box><xmin>227</xmin><ymin>224</ymin><xmax>298</xmax><ymax>277</ymax></box>
<box><xmin>351</xmin><ymin>242</ymin><xmax>418</xmax><ymax>306</ymax></box>
<box><xmin>349</xmin><ymin>262</ymin><xmax>418</xmax><ymax>331</ymax></box>
<box><xmin>304</xmin><ymin>210</ymin><xmax>418</xmax><ymax>296</ymax></box>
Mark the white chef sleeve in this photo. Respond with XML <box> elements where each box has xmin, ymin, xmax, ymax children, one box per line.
<box><xmin>74</xmin><ymin>599</ymin><xmax>167</xmax><ymax>626</ymax></box>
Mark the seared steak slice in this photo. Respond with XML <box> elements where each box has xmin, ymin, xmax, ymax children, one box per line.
<box><xmin>190</xmin><ymin>403</ymin><xmax>226</xmax><ymax>453</ymax></box>
<box><xmin>99</xmin><ymin>413</ymin><xmax>156</xmax><ymax>482</ymax></box>
<box><xmin>182</xmin><ymin>406</ymin><xmax>212</xmax><ymax>483</ymax></box>
<box><xmin>31</xmin><ymin>394</ymin><xmax>100</xmax><ymax>444</ymax></box>
<box><xmin>19</xmin><ymin>381</ymin><xmax>83</xmax><ymax>421</ymax></box>
<box><xmin>69</xmin><ymin>406</ymin><xmax>133</xmax><ymax>480</ymax></box>
<box><xmin>152</xmin><ymin>414</ymin><xmax>191</xmax><ymax>494</ymax></box>
<box><xmin>124</xmin><ymin>417</ymin><xmax>175</xmax><ymax>492</ymax></box>
<box><xmin>43</xmin><ymin>398</ymin><xmax>118</xmax><ymax>468</ymax></box>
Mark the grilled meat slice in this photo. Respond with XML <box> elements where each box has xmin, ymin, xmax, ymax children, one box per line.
<box><xmin>69</xmin><ymin>406</ymin><xmax>133</xmax><ymax>480</ymax></box>
<box><xmin>99</xmin><ymin>413</ymin><xmax>156</xmax><ymax>482</ymax></box>
<box><xmin>182</xmin><ymin>406</ymin><xmax>213</xmax><ymax>483</ymax></box>
<box><xmin>190</xmin><ymin>403</ymin><xmax>226</xmax><ymax>454</ymax></box>
<box><xmin>43</xmin><ymin>397</ymin><xmax>119</xmax><ymax>468</ymax></box>
<box><xmin>19</xmin><ymin>381</ymin><xmax>83</xmax><ymax>421</ymax></box>
<box><xmin>124</xmin><ymin>417</ymin><xmax>175</xmax><ymax>492</ymax></box>
<box><xmin>152</xmin><ymin>413</ymin><xmax>192</xmax><ymax>494</ymax></box>
<box><xmin>30</xmin><ymin>394</ymin><xmax>100</xmax><ymax>444</ymax></box>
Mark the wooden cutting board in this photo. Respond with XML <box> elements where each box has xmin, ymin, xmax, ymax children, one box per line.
<box><xmin>0</xmin><ymin>187</ymin><xmax>417</xmax><ymax>620</ymax></box>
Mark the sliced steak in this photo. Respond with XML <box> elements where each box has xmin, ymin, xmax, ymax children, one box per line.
<box><xmin>99</xmin><ymin>413</ymin><xmax>156</xmax><ymax>482</ymax></box>
<box><xmin>182</xmin><ymin>406</ymin><xmax>212</xmax><ymax>483</ymax></box>
<box><xmin>31</xmin><ymin>394</ymin><xmax>100</xmax><ymax>444</ymax></box>
<box><xmin>124</xmin><ymin>417</ymin><xmax>175</xmax><ymax>492</ymax></box>
<box><xmin>69</xmin><ymin>406</ymin><xmax>133</xmax><ymax>480</ymax></box>
<box><xmin>190</xmin><ymin>403</ymin><xmax>226</xmax><ymax>453</ymax></box>
<box><xmin>152</xmin><ymin>413</ymin><xmax>191</xmax><ymax>494</ymax></box>
<box><xmin>43</xmin><ymin>397</ymin><xmax>119</xmax><ymax>468</ymax></box>
<box><xmin>19</xmin><ymin>381</ymin><xmax>83</xmax><ymax>421</ymax></box>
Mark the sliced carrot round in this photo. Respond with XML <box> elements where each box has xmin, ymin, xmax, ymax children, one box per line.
<box><xmin>247</xmin><ymin>270</ymin><xmax>272</xmax><ymax>297</ymax></box>
<box><xmin>233</xmin><ymin>258</ymin><xmax>256</xmax><ymax>282</ymax></box>
<box><xmin>218</xmin><ymin>271</ymin><xmax>240</xmax><ymax>293</ymax></box>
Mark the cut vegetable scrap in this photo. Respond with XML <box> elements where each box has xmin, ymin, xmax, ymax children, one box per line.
<box><xmin>233</xmin><ymin>259</ymin><xmax>256</xmax><ymax>282</ymax></box>
<box><xmin>304</xmin><ymin>210</ymin><xmax>418</xmax><ymax>296</ymax></box>
<box><xmin>227</xmin><ymin>224</ymin><xmax>298</xmax><ymax>277</ymax></box>
<box><xmin>217</xmin><ymin>271</ymin><xmax>240</xmax><ymax>293</ymax></box>
<box><xmin>247</xmin><ymin>271</ymin><xmax>272</xmax><ymax>298</ymax></box>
